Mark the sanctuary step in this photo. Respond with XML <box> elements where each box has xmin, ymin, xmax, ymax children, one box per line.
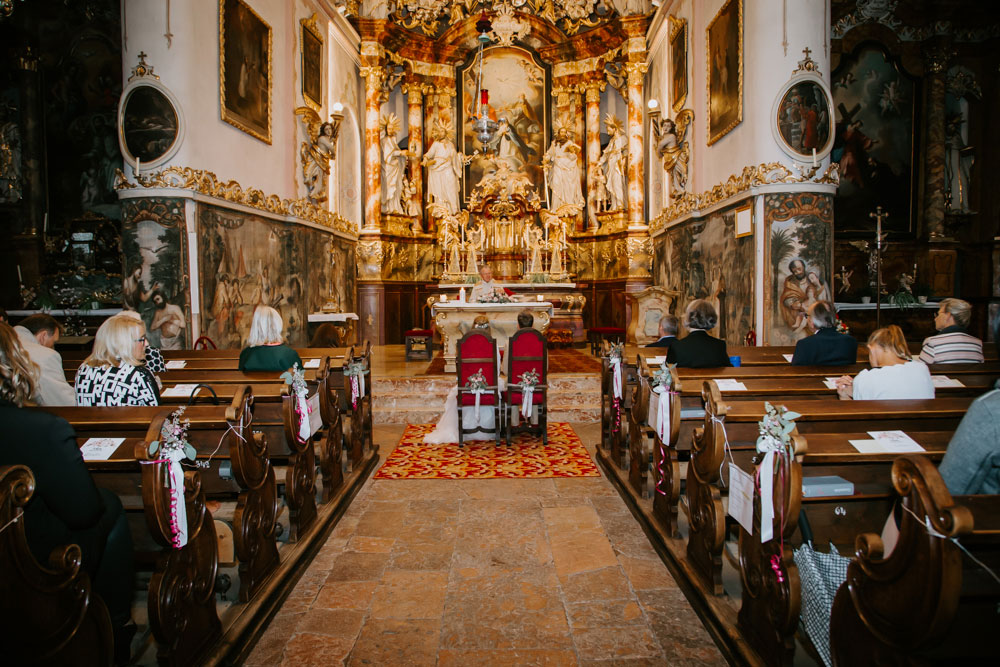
<box><xmin>372</xmin><ymin>374</ymin><xmax>601</xmax><ymax>424</ymax></box>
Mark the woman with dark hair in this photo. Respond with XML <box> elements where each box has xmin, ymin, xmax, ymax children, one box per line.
<box><xmin>0</xmin><ymin>323</ymin><xmax>135</xmax><ymax>662</ymax></box>
<box><xmin>309</xmin><ymin>322</ymin><xmax>341</xmax><ymax>348</ymax></box>
<box><xmin>666</xmin><ymin>299</ymin><xmax>732</xmax><ymax>368</ymax></box>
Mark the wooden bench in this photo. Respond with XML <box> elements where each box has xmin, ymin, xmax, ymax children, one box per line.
<box><xmin>0</xmin><ymin>464</ymin><xmax>115</xmax><ymax>666</ymax></box>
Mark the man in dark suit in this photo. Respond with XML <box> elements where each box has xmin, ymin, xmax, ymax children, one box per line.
<box><xmin>791</xmin><ymin>301</ymin><xmax>858</xmax><ymax>366</ymax></box>
<box><xmin>646</xmin><ymin>314</ymin><xmax>679</xmax><ymax>349</ymax></box>
<box><xmin>666</xmin><ymin>299</ymin><xmax>732</xmax><ymax>368</ymax></box>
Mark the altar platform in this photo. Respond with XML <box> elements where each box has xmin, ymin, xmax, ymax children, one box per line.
<box><xmin>368</xmin><ymin>344</ymin><xmax>601</xmax><ymax>425</ymax></box>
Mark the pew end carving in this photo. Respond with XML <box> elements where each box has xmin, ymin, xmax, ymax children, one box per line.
<box><xmin>281</xmin><ymin>383</ymin><xmax>318</xmax><ymax>542</ymax></box>
<box><xmin>651</xmin><ymin>365</ymin><xmax>682</xmax><ymax>537</ymax></box>
<box><xmin>687</xmin><ymin>380</ymin><xmax>729</xmax><ymax>595</ymax></box>
<box><xmin>317</xmin><ymin>364</ymin><xmax>345</xmax><ymax>500</ymax></box>
<box><xmin>0</xmin><ymin>464</ymin><xmax>115</xmax><ymax>666</ymax></box>
<box><xmin>627</xmin><ymin>357</ymin><xmax>653</xmax><ymax>497</ymax></box>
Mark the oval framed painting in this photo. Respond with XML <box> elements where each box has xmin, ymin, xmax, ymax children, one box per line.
<box><xmin>771</xmin><ymin>73</ymin><xmax>834</xmax><ymax>162</ymax></box>
<box><xmin>117</xmin><ymin>78</ymin><xmax>185</xmax><ymax>168</ymax></box>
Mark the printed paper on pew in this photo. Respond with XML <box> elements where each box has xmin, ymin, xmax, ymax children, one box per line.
<box><xmin>868</xmin><ymin>430</ymin><xmax>925</xmax><ymax>453</ymax></box>
<box><xmin>303</xmin><ymin>358</ymin><xmax>321</xmax><ymax>369</ymax></box>
<box><xmin>81</xmin><ymin>437</ymin><xmax>125</xmax><ymax>461</ymax></box>
<box><xmin>165</xmin><ymin>360</ymin><xmax>186</xmax><ymax>369</ymax></box>
<box><xmin>307</xmin><ymin>393</ymin><xmax>322</xmax><ymax>436</ymax></box>
<box><xmin>931</xmin><ymin>375</ymin><xmax>965</xmax><ymax>388</ymax></box>
<box><xmin>823</xmin><ymin>377</ymin><xmax>841</xmax><ymax>390</ymax></box>
<box><xmin>728</xmin><ymin>464</ymin><xmax>754</xmax><ymax>534</ymax></box>
<box><xmin>161</xmin><ymin>384</ymin><xmax>198</xmax><ymax>397</ymax></box>
<box><xmin>783</xmin><ymin>354</ymin><xmax>794</xmax><ymax>363</ymax></box>
<box><xmin>715</xmin><ymin>379</ymin><xmax>747</xmax><ymax>391</ymax></box>
<box><xmin>648</xmin><ymin>356</ymin><xmax>666</xmax><ymax>366</ymax></box>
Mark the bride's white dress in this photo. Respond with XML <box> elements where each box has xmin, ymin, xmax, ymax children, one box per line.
<box><xmin>424</xmin><ymin>382</ymin><xmax>504</xmax><ymax>444</ymax></box>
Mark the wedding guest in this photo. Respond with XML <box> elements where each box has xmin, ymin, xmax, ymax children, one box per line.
<box><xmin>918</xmin><ymin>298</ymin><xmax>984</xmax><ymax>364</ymax></box>
<box><xmin>115</xmin><ymin>310</ymin><xmax>165</xmax><ymax>376</ymax></box>
<box><xmin>666</xmin><ymin>300</ymin><xmax>731</xmax><ymax>368</ymax></box>
<box><xmin>0</xmin><ymin>323</ymin><xmax>135</xmax><ymax>662</ymax></box>
<box><xmin>75</xmin><ymin>315</ymin><xmax>159</xmax><ymax>406</ymax></box>
<box><xmin>238</xmin><ymin>306</ymin><xmax>302</xmax><ymax>372</ymax></box>
<box><xmin>517</xmin><ymin>310</ymin><xmax>534</xmax><ymax>329</ymax></box>
<box><xmin>791</xmin><ymin>302</ymin><xmax>858</xmax><ymax>366</ymax></box>
<box><xmin>646</xmin><ymin>315</ymin><xmax>679</xmax><ymax>350</ymax></box>
<box><xmin>836</xmin><ymin>325</ymin><xmax>934</xmax><ymax>400</ymax></box>
<box><xmin>938</xmin><ymin>388</ymin><xmax>1000</xmax><ymax>494</ymax></box>
<box><xmin>309</xmin><ymin>322</ymin><xmax>341</xmax><ymax>347</ymax></box>
<box><xmin>13</xmin><ymin>313</ymin><xmax>76</xmax><ymax>405</ymax></box>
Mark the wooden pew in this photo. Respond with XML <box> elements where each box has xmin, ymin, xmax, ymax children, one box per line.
<box><xmin>342</xmin><ymin>343</ymin><xmax>374</xmax><ymax>470</ymax></box>
<box><xmin>0</xmin><ymin>464</ymin><xmax>115</xmax><ymax>666</ymax></box>
<box><xmin>599</xmin><ymin>342</ymin><xmax>628</xmax><ymax>467</ymax></box>
<box><xmin>34</xmin><ymin>389</ymin><xmax>281</xmax><ymax>605</ymax></box>
<box><xmin>830</xmin><ymin>455</ymin><xmax>1000</xmax><ymax>665</ymax></box>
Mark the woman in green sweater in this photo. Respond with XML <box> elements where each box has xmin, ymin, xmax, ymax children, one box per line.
<box><xmin>238</xmin><ymin>306</ymin><xmax>302</xmax><ymax>372</ymax></box>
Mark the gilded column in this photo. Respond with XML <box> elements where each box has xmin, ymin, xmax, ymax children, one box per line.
<box><xmin>583</xmin><ymin>78</ymin><xmax>605</xmax><ymax>232</ymax></box>
<box><xmin>404</xmin><ymin>79</ymin><xmax>424</xmax><ymax>228</ymax></box>
<box><xmin>922</xmin><ymin>40</ymin><xmax>952</xmax><ymax>240</ymax></box>
<box><xmin>360</xmin><ymin>64</ymin><xmax>385</xmax><ymax>232</ymax></box>
<box><xmin>625</xmin><ymin>61</ymin><xmax>648</xmax><ymax>228</ymax></box>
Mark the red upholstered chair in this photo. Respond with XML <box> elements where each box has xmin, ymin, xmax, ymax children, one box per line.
<box><xmin>456</xmin><ymin>330</ymin><xmax>502</xmax><ymax>447</ymax></box>
<box><xmin>505</xmin><ymin>328</ymin><xmax>548</xmax><ymax>445</ymax></box>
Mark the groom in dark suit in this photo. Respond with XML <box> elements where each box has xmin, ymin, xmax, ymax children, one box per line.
<box><xmin>791</xmin><ymin>301</ymin><xmax>858</xmax><ymax>366</ymax></box>
<box><xmin>646</xmin><ymin>315</ymin><xmax>679</xmax><ymax>349</ymax></box>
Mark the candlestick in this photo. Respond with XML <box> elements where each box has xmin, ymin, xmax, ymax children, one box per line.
<box><xmin>812</xmin><ymin>148</ymin><xmax>817</xmax><ymax>167</ymax></box>
<box><xmin>43</xmin><ymin>212</ymin><xmax>48</xmax><ymax>233</ymax></box>
<box><xmin>135</xmin><ymin>156</ymin><xmax>141</xmax><ymax>176</ymax></box>
<box><xmin>17</xmin><ymin>264</ymin><xmax>23</xmax><ymax>283</ymax></box>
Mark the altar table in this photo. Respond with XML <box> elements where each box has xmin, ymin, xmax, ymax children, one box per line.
<box><xmin>431</xmin><ymin>302</ymin><xmax>553</xmax><ymax>373</ymax></box>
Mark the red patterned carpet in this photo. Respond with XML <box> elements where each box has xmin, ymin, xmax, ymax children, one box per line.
<box><xmin>423</xmin><ymin>347</ymin><xmax>601</xmax><ymax>375</ymax></box>
<box><xmin>374</xmin><ymin>423</ymin><xmax>601</xmax><ymax>480</ymax></box>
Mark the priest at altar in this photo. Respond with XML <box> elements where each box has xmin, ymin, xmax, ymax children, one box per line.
<box><xmin>469</xmin><ymin>265</ymin><xmax>513</xmax><ymax>303</ymax></box>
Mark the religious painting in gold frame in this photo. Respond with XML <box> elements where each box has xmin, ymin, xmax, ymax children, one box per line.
<box><xmin>219</xmin><ymin>0</ymin><xmax>272</xmax><ymax>144</ymax></box>
<box><xmin>300</xmin><ymin>14</ymin><xmax>323</xmax><ymax>111</ymax></box>
<box><xmin>706</xmin><ymin>0</ymin><xmax>742</xmax><ymax>146</ymax></box>
<box><xmin>458</xmin><ymin>45</ymin><xmax>549</xmax><ymax>203</ymax></box>
<box><xmin>669</xmin><ymin>16</ymin><xmax>687</xmax><ymax>113</ymax></box>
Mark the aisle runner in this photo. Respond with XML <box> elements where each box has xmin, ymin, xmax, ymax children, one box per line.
<box><xmin>375</xmin><ymin>422</ymin><xmax>601</xmax><ymax>480</ymax></box>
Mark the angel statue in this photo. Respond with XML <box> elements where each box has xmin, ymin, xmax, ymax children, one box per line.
<box><xmin>522</xmin><ymin>223</ymin><xmax>545</xmax><ymax>275</ymax></box>
<box><xmin>295</xmin><ymin>107</ymin><xmax>342</xmax><ymax>203</ymax></box>
<box><xmin>380</xmin><ymin>113</ymin><xmax>410</xmax><ymax>215</ymax></box>
<box><xmin>653</xmin><ymin>109</ymin><xmax>694</xmax><ymax>196</ymax></box>
<box><xmin>836</xmin><ymin>266</ymin><xmax>853</xmax><ymax>294</ymax></box>
<box><xmin>466</xmin><ymin>223</ymin><xmax>485</xmax><ymax>275</ymax></box>
<box><xmin>429</xmin><ymin>201</ymin><xmax>467</xmax><ymax>276</ymax></box>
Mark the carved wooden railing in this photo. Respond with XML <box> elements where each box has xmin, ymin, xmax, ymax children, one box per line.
<box><xmin>316</xmin><ymin>358</ymin><xmax>345</xmax><ymax>499</ymax></box>
<box><xmin>225</xmin><ymin>386</ymin><xmax>280</xmax><ymax>603</ymax></box>
<box><xmin>0</xmin><ymin>464</ymin><xmax>115</xmax><ymax>666</ymax></box>
<box><xmin>830</xmin><ymin>454</ymin><xmax>999</xmax><ymax>665</ymax></box>
<box><xmin>736</xmin><ymin>426</ymin><xmax>807</xmax><ymax>667</ymax></box>
<box><xmin>140</xmin><ymin>418</ymin><xmax>222</xmax><ymax>666</ymax></box>
<box><xmin>650</xmin><ymin>366</ymin><xmax>682</xmax><ymax>538</ymax></box>
<box><xmin>686</xmin><ymin>380</ymin><xmax>728</xmax><ymax>595</ymax></box>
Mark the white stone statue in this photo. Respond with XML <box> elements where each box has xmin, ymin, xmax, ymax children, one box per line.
<box><xmin>654</xmin><ymin>109</ymin><xmax>694</xmax><ymax>196</ymax></box>
<box><xmin>609</xmin><ymin>0</ymin><xmax>652</xmax><ymax>16</ymax></box>
<box><xmin>466</xmin><ymin>223</ymin><xmax>485</xmax><ymax>275</ymax></box>
<box><xmin>422</xmin><ymin>123</ymin><xmax>464</xmax><ymax>215</ymax></box>
<box><xmin>598</xmin><ymin>114</ymin><xmax>627</xmax><ymax>212</ymax></box>
<box><xmin>380</xmin><ymin>113</ymin><xmax>408</xmax><ymax>215</ymax></box>
<box><xmin>541</xmin><ymin>208</ymin><xmax>571</xmax><ymax>277</ymax></box>
<box><xmin>945</xmin><ymin>113</ymin><xmax>974</xmax><ymax>212</ymax></box>
<box><xmin>294</xmin><ymin>107</ymin><xmax>341</xmax><ymax>204</ymax></box>
<box><xmin>522</xmin><ymin>224</ymin><xmax>544</xmax><ymax>275</ymax></box>
<box><xmin>543</xmin><ymin>125</ymin><xmax>585</xmax><ymax>211</ymax></box>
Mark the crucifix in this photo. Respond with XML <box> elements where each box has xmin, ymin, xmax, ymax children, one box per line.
<box><xmin>869</xmin><ymin>206</ymin><xmax>889</xmax><ymax>329</ymax></box>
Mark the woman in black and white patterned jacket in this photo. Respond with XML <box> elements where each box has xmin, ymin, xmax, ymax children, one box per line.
<box><xmin>75</xmin><ymin>315</ymin><xmax>159</xmax><ymax>406</ymax></box>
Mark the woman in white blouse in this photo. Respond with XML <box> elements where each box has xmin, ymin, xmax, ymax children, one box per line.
<box><xmin>835</xmin><ymin>325</ymin><xmax>935</xmax><ymax>400</ymax></box>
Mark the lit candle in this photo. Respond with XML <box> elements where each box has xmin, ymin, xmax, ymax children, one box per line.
<box><xmin>812</xmin><ymin>148</ymin><xmax>817</xmax><ymax>167</ymax></box>
<box><xmin>17</xmin><ymin>264</ymin><xmax>23</xmax><ymax>282</ymax></box>
<box><xmin>461</xmin><ymin>223</ymin><xmax>465</xmax><ymax>245</ymax></box>
<box><xmin>536</xmin><ymin>294</ymin><xmax>543</xmax><ymax>302</ymax></box>
<box><xmin>43</xmin><ymin>212</ymin><xmax>48</xmax><ymax>233</ymax></box>
<box><xmin>440</xmin><ymin>294</ymin><xmax>447</xmax><ymax>303</ymax></box>
<box><xmin>135</xmin><ymin>156</ymin><xmax>141</xmax><ymax>176</ymax></box>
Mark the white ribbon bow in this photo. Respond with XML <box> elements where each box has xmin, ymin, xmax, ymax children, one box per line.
<box><xmin>472</xmin><ymin>388</ymin><xmax>483</xmax><ymax>426</ymax></box>
<box><xmin>521</xmin><ymin>384</ymin><xmax>534</xmax><ymax>420</ymax></box>
<box><xmin>756</xmin><ymin>437</ymin><xmax>782</xmax><ymax>544</ymax></box>
<box><xmin>610</xmin><ymin>358</ymin><xmax>622</xmax><ymax>400</ymax></box>
<box><xmin>652</xmin><ymin>385</ymin><xmax>671</xmax><ymax>443</ymax></box>
<box><xmin>163</xmin><ymin>448</ymin><xmax>189</xmax><ymax>548</ymax></box>
<box><xmin>296</xmin><ymin>387</ymin><xmax>310</xmax><ymax>443</ymax></box>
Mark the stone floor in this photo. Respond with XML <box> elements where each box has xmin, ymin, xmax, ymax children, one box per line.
<box><xmin>245</xmin><ymin>423</ymin><xmax>725</xmax><ymax>666</ymax></box>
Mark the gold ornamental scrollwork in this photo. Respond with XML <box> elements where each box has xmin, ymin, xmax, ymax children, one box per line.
<box><xmin>649</xmin><ymin>162</ymin><xmax>841</xmax><ymax>232</ymax></box>
<box><xmin>115</xmin><ymin>166</ymin><xmax>358</xmax><ymax>237</ymax></box>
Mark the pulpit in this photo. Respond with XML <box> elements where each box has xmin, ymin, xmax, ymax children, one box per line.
<box><xmin>431</xmin><ymin>301</ymin><xmax>553</xmax><ymax>373</ymax></box>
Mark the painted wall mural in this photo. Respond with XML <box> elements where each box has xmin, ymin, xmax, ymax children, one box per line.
<box><xmin>765</xmin><ymin>192</ymin><xmax>834</xmax><ymax>345</ymax></box>
<box><xmin>121</xmin><ymin>198</ymin><xmax>191</xmax><ymax>349</ymax></box>
<box><xmin>197</xmin><ymin>203</ymin><xmax>355</xmax><ymax>348</ymax></box>
<box><xmin>652</xmin><ymin>207</ymin><xmax>753</xmax><ymax>346</ymax></box>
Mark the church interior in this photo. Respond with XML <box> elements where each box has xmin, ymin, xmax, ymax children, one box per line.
<box><xmin>2</xmin><ymin>0</ymin><xmax>1000</xmax><ymax>664</ymax></box>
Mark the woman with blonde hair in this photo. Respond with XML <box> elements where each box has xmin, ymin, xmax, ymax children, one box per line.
<box><xmin>238</xmin><ymin>305</ymin><xmax>302</xmax><ymax>372</ymax></box>
<box><xmin>0</xmin><ymin>322</ymin><xmax>136</xmax><ymax>660</ymax></box>
<box><xmin>835</xmin><ymin>325</ymin><xmax>935</xmax><ymax>400</ymax></box>
<box><xmin>75</xmin><ymin>314</ymin><xmax>159</xmax><ymax>406</ymax></box>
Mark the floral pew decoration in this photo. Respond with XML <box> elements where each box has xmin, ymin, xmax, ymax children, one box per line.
<box><xmin>146</xmin><ymin>407</ymin><xmax>197</xmax><ymax>549</ymax></box>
